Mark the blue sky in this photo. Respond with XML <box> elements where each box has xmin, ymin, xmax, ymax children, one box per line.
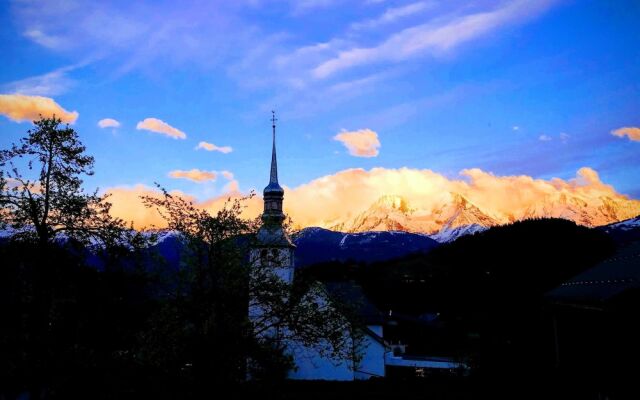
<box><xmin>1</xmin><ymin>0</ymin><xmax>639</xmax><ymax>203</ymax></box>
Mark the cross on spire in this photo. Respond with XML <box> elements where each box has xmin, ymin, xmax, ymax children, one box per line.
<box><xmin>269</xmin><ymin>111</ymin><xmax>278</xmax><ymax>184</ymax></box>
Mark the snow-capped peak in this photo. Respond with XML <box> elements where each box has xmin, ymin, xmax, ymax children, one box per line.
<box><xmin>604</xmin><ymin>215</ymin><xmax>640</xmax><ymax>231</ymax></box>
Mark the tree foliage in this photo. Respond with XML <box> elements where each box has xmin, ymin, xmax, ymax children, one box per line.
<box><xmin>141</xmin><ymin>186</ymin><xmax>363</xmax><ymax>383</ymax></box>
<box><xmin>0</xmin><ymin>117</ymin><xmax>158</xmax><ymax>399</ymax></box>
<box><xmin>0</xmin><ymin>116</ymin><xmax>127</xmax><ymax>247</ymax></box>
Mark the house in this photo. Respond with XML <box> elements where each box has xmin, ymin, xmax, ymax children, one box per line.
<box><xmin>287</xmin><ymin>282</ymin><xmax>387</xmax><ymax>380</ymax></box>
<box><xmin>545</xmin><ymin>241</ymin><xmax>640</xmax><ymax>393</ymax></box>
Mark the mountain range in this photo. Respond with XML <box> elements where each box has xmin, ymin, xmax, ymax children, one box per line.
<box><xmin>141</xmin><ymin>214</ymin><xmax>639</xmax><ymax>269</ymax></box>
<box><xmin>326</xmin><ymin>192</ymin><xmax>640</xmax><ymax>235</ymax></box>
<box><xmin>2</xmin><ymin>214</ymin><xmax>639</xmax><ymax>270</ymax></box>
<box><xmin>292</xmin><ymin>227</ymin><xmax>439</xmax><ymax>267</ymax></box>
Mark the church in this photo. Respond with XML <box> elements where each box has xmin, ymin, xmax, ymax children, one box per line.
<box><xmin>249</xmin><ymin>113</ymin><xmax>467</xmax><ymax>380</ymax></box>
<box><xmin>249</xmin><ymin>113</ymin><xmax>387</xmax><ymax>380</ymax></box>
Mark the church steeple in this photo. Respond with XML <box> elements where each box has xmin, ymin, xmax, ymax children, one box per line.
<box><xmin>270</xmin><ymin>111</ymin><xmax>278</xmax><ymax>185</ymax></box>
<box><xmin>262</xmin><ymin>111</ymin><xmax>285</xmax><ymax>225</ymax></box>
<box><xmin>252</xmin><ymin>111</ymin><xmax>295</xmax><ymax>280</ymax></box>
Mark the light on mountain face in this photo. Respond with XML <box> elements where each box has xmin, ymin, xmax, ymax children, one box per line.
<box><xmin>106</xmin><ymin>167</ymin><xmax>640</xmax><ymax>233</ymax></box>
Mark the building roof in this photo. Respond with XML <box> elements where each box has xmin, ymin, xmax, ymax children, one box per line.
<box><xmin>263</xmin><ymin>181</ymin><xmax>284</xmax><ymax>195</ymax></box>
<box><xmin>323</xmin><ymin>281</ymin><xmax>386</xmax><ymax>325</ymax></box>
<box><xmin>255</xmin><ymin>224</ymin><xmax>295</xmax><ymax>248</ymax></box>
<box><xmin>547</xmin><ymin>241</ymin><xmax>640</xmax><ymax>305</ymax></box>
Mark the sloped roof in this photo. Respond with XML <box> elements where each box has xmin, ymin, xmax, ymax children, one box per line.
<box><xmin>547</xmin><ymin>241</ymin><xmax>640</xmax><ymax>305</ymax></box>
<box><xmin>323</xmin><ymin>281</ymin><xmax>386</xmax><ymax>325</ymax></box>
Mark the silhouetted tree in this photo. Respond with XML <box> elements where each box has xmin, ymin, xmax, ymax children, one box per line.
<box><xmin>0</xmin><ymin>116</ymin><xmax>127</xmax><ymax>247</ymax></box>
<box><xmin>141</xmin><ymin>187</ymin><xmax>362</xmax><ymax>386</ymax></box>
<box><xmin>0</xmin><ymin>117</ymin><xmax>153</xmax><ymax>399</ymax></box>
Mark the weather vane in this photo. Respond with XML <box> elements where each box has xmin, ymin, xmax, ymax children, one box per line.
<box><xmin>271</xmin><ymin>110</ymin><xmax>277</xmax><ymax>128</ymax></box>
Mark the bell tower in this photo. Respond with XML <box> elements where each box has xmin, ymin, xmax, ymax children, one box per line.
<box><xmin>251</xmin><ymin>111</ymin><xmax>295</xmax><ymax>283</ymax></box>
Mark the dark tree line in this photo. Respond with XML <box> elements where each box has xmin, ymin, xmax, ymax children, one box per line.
<box><xmin>302</xmin><ymin>218</ymin><xmax>616</xmax><ymax>387</ymax></box>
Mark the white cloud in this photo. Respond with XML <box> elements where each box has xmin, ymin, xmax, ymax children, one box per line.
<box><xmin>10</xmin><ymin>0</ymin><xmax>561</xmax><ymax>121</ymax></box>
<box><xmin>351</xmin><ymin>2</ymin><xmax>432</xmax><ymax>31</ymax></box>
<box><xmin>12</xmin><ymin>1</ymin><xmax>254</xmax><ymax>77</ymax></box>
<box><xmin>539</xmin><ymin>134</ymin><xmax>552</xmax><ymax>142</ymax></box>
<box><xmin>334</xmin><ymin>128</ymin><xmax>381</xmax><ymax>157</ymax></box>
<box><xmin>313</xmin><ymin>0</ymin><xmax>558</xmax><ymax>78</ymax></box>
<box><xmin>2</xmin><ymin>65</ymin><xmax>78</xmax><ymax>96</ymax></box>
<box><xmin>136</xmin><ymin>118</ymin><xmax>186</xmax><ymax>139</ymax></box>
<box><xmin>23</xmin><ymin>29</ymin><xmax>64</xmax><ymax>49</ymax></box>
<box><xmin>98</xmin><ymin>118</ymin><xmax>120</xmax><ymax>128</ymax></box>
<box><xmin>195</xmin><ymin>141</ymin><xmax>233</xmax><ymax>153</ymax></box>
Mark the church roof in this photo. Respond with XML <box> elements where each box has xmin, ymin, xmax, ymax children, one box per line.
<box><xmin>264</xmin><ymin>181</ymin><xmax>284</xmax><ymax>195</ymax></box>
<box><xmin>323</xmin><ymin>281</ymin><xmax>386</xmax><ymax>325</ymax></box>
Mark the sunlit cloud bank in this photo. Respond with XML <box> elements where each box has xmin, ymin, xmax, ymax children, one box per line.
<box><xmin>0</xmin><ymin>94</ymin><xmax>78</xmax><ymax>123</ymax></box>
<box><xmin>282</xmin><ymin>167</ymin><xmax>640</xmax><ymax>229</ymax></box>
<box><xmin>334</xmin><ymin>129</ymin><xmax>380</xmax><ymax>157</ymax></box>
<box><xmin>106</xmin><ymin>185</ymin><xmax>190</xmax><ymax>229</ymax></box>
<box><xmin>611</xmin><ymin>127</ymin><xmax>640</xmax><ymax>142</ymax></box>
<box><xmin>106</xmin><ymin>184</ymin><xmax>260</xmax><ymax>229</ymax></box>
<box><xmin>136</xmin><ymin>118</ymin><xmax>186</xmax><ymax>139</ymax></box>
<box><xmin>107</xmin><ymin>167</ymin><xmax>640</xmax><ymax>231</ymax></box>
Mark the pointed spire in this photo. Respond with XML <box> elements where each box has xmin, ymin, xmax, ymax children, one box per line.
<box><xmin>270</xmin><ymin>110</ymin><xmax>278</xmax><ymax>184</ymax></box>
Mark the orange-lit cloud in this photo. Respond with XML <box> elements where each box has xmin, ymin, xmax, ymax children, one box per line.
<box><xmin>5</xmin><ymin>177</ymin><xmax>43</xmax><ymax>193</ymax></box>
<box><xmin>106</xmin><ymin>185</ymin><xmax>191</xmax><ymax>229</ymax></box>
<box><xmin>334</xmin><ymin>129</ymin><xmax>380</xmax><ymax>157</ymax></box>
<box><xmin>98</xmin><ymin>118</ymin><xmax>120</xmax><ymax>128</ymax></box>
<box><xmin>0</xmin><ymin>94</ymin><xmax>78</xmax><ymax>123</ymax></box>
<box><xmin>136</xmin><ymin>118</ymin><xmax>186</xmax><ymax>139</ymax></box>
<box><xmin>168</xmin><ymin>169</ymin><xmax>218</xmax><ymax>183</ymax></box>
<box><xmin>106</xmin><ymin>167</ymin><xmax>640</xmax><ymax>232</ymax></box>
<box><xmin>611</xmin><ymin>126</ymin><xmax>640</xmax><ymax>142</ymax></box>
<box><xmin>196</xmin><ymin>141</ymin><xmax>233</xmax><ymax>153</ymax></box>
<box><xmin>283</xmin><ymin>167</ymin><xmax>640</xmax><ymax>230</ymax></box>
<box><xmin>221</xmin><ymin>170</ymin><xmax>234</xmax><ymax>180</ymax></box>
<box><xmin>105</xmin><ymin>184</ymin><xmax>261</xmax><ymax>229</ymax></box>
